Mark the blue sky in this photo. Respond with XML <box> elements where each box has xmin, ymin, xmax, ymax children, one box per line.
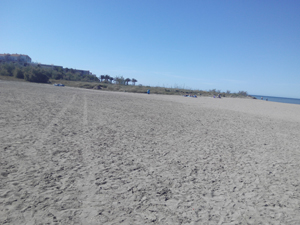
<box><xmin>1</xmin><ymin>0</ymin><xmax>300</xmax><ymax>98</ymax></box>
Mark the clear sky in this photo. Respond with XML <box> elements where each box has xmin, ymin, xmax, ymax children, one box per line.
<box><xmin>1</xmin><ymin>0</ymin><xmax>300</xmax><ymax>98</ymax></box>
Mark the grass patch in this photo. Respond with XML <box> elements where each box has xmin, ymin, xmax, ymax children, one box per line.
<box><xmin>0</xmin><ymin>75</ymin><xmax>26</xmax><ymax>82</ymax></box>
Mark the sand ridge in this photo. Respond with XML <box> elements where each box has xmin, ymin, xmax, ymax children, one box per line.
<box><xmin>1</xmin><ymin>81</ymin><xmax>300</xmax><ymax>224</ymax></box>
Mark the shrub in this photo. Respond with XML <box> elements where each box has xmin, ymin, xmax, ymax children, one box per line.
<box><xmin>51</xmin><ymin>71</ymin><xmax>63</xmax><ymax>80</ymax></box>
<box><xmin>24</xmin><ymin>70</ymin><xmax>49</xmax><ymax>83</ymax></box>
<box><xmin>79</xmin><ymin>84</ymin><xmax>94</xmax><ymax>89</ymax></box>
<box><xmin>1</xmin><ymin>63</ymin><xmax>15</xmax><ymax>76</ymax></box>
<box><xmin>238</xmin><ymin>91</ymin><xmax>248</xmax><ymax>96</ymax></box>
<box><xmin>0</xmin><ymin>63</ymin><xmax>15</xmax><ymax>76</ymax></box>
<box><xmin>0</xmin><ymin>69</ymin><xmax>10</xmax><ymax>76</ymax></box>
<box><xmin>13</xmin><ymin>68</ymin><xmax>24</xmax><ymax>79</ymax></box>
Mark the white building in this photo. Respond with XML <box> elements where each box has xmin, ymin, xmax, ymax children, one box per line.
<box><xmin>1</xmin><ymin>53</ymin><xmax>94</xmax><ymax>76</ymax></box>
<box><xmin>31</xmin><ymin>63</ymin><xmax>63</xmax><ymax>71</ymax></box>
<box><xmin>0</xmin><ymin>54</ymin><xmax>31</xmax><ymax>63</ymax></box>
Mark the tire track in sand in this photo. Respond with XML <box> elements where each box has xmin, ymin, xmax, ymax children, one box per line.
<box><xmin>31</xmin><ymin>94</ymin><xmax>77</xmax><ymax>153</ymax></box>
<box><xmin>78</xmin><ymin>94</ymin><xmax>100</xmax><ymax>224</ymax></box>
<box><xmin>1</xmin><ymin>94</ymin><xmax>77</xmax><ymax>225</ymax></box>
<box><xmin>13</xmin><ymin>93</ymin><xmax>77</xmax><ymax>172</ymax></box>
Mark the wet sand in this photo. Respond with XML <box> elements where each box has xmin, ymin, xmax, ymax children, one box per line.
<box><xmin>1</xmin><ymin>80</ymin><xmax>300</xmax><ymax>224</ymax></box>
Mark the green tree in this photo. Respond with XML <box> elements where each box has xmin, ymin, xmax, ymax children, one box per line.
<box><xmin>131</xmin><ymin>78</ymin><xmax>137</xmax><ymax>85</ymax></box>
<box><xmin>104</xmin><ymin>75</ymin><xmax>110</xmax><ymax>82</ymax></box>
<box><xmin>0</xmin><ymin>68</ymin><xmax>10</xmax><ymax>76</ymax></box>
<box><xmin>24</xmin><ymin>68</ymin><xmax>49</xmax><ymax>83</ymax></box>
<box><xmin>114</xmin><ymin>76</ymin><xmax>125</xmax><ymax>85</ymax></box>
<box><xmin>13</xmin><ymin>68</ymin><xmax>24</xmax><ymax>79</ymax></box>
<box><xmin>100</xmin><ymin>75</ymin><xmax>104</xmax><ymax>82</ymax></box>
<box><xmin>0</xmin><ymin>63</ymin><xmax>15</xmax><ymax>76</ymax></box>
<box><xmin>51</xmin><ymin>70</ymin><xmax>63</xmax><ymax>80</ymax></box>
<box><xmin>125</xmin><ymin>78</ymin><xmax>131</xmax><ymax>85</ymax></box>
<box><xmin>54</xmin><ymin>66</ymin><xmax>63</xmax><ymax>73</ymax></box>
<box><xmin>66</xmin><ymin>72</ymin><xmax>76</xmax><ymax>80</ymax></box>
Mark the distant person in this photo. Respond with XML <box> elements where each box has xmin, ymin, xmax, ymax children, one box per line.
<box><xmin>261</xmin><ymin>97</ymin><xmax>263</xmax><ymax>100</ymax></box>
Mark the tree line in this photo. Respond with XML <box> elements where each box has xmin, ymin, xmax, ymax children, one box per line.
<box><xmin>0</xmin><ymin>62</ymin><xmax>99</xmax><ymax>83</ymax></box>
<box><xmin>100</xmin><ymin>75</ymin><xmax>137</xmax><ymax>85</ymax></box>
<box><xmin>0</xmin><ymin>63</ymin><xmax>138</xmax><ymax>86</ymax></box>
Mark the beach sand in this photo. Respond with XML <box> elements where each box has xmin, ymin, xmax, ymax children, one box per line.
<box><xmin>1</xmin><ymin>80</ymin><xmax>300</xmax><ymax>224</ymax></box>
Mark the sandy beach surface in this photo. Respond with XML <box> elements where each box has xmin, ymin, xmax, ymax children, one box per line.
<box><xmin>1</xmin><ymin>80</ymin><xmax>300</xmax><ymax>225</ymax></box>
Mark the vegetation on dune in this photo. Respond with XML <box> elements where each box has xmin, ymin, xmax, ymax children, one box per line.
<box><xmin>0</xmin><ymin>62</ymin><xmax>249</xmax><ymax>98</ymax></box>
<box><xmin>43</xmin><ymin>79</ymin><xmax>249</xmax><ymax>98</ymax></box>
<box><xmin>94</xmin><ymin>76</ymin><xmax>249</xmax><ymax>97</ymax></box>
<box><xmin>0</xmin><ymin>62</ymin><xmax>99</xmax><ymax>83</ymax></box>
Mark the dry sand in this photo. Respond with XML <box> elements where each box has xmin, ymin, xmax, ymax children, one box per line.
<box><xmin>1</xmin><ymin>80</ymin><xmax>300</xmax><ymax>224</ymax></box>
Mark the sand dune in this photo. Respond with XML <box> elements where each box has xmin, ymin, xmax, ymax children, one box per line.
<box><xmin>1</xmin><ymin>80</ymin><xmax>300</xmax><ymax>224</ymax></box>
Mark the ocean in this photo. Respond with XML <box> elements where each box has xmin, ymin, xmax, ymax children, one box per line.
<box><xmin>251</xmin><ymin>95</ymin><xmax>300</xmax><ymax>105</ymax></box>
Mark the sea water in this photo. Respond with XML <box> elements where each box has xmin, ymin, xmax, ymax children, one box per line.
<box><xmin>251</xmin><ymin>95</ymin><xmax>300</xmax><ymax>105</ymax></box>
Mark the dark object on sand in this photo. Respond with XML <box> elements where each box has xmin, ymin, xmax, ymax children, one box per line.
<box><xmin>54</xmin><ymin>83</ymin><xmax>64</xmax><ymax>87</ymax></box>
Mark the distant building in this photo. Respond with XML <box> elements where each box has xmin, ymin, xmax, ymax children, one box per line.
<box><xmin>0</xmin><ymin>53</ymin><xmax>31</xmax><ymax>64</ymax></box>
<box><xmin>31</xmin><ymin>63</ymin><xmax>91</xmax><ymax>76</ymax></box>
<box><xmin>1</xmin><ymin>53</ymin><xmax>93</xmax><ymax>76</ymax></box>
<box><xmin>66</xmin><ymin>68</ymin><xmax>90</xmax><ymax>75</ymax></box>
<box><xmin>63</xmin><ymin>67</ymin><xmax>92</xmax><ymax>76</ymax></box>
<box><xmin>31</xmin><ymin>63</ymin><xmax>63</xmax><ymax>71</ymax></box>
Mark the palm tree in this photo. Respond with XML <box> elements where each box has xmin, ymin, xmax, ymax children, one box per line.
<box><xmin>109</xmin><ymin>77</ymin><xmax>114</xmax><ymax>83</ymax></box>
<box><xmin>131</xmin><ymin>78</ymin><xmax>137</xmax><ymax>85</ymax></box>
<box><xmin>125</xmin><ymin>78</ymin><xmax>131</xmax><ymax>85</ymax></box>
<box><xmin>104</xmin><ymin>75</ymin><xmax>110</xmax><ymax>82</ymax></box>
<box><xmin>100</xmin><ymin>75</ymin><xmax>105</xmax><ymax>82</ymax></box>
<box><xmin>114</xmin><ymin>76</ymin><xmax>119</xmax><ymax>84</ymax></box>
